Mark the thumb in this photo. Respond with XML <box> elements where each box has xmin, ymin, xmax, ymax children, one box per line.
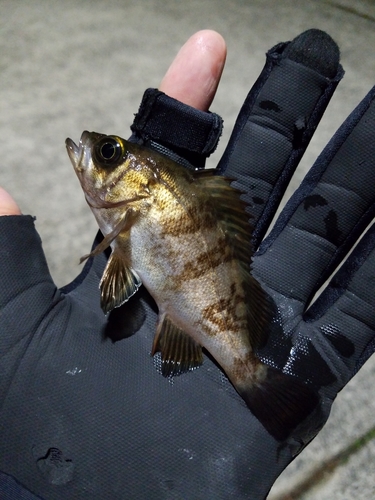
<box><xmin>0</xmin><ymin>187</ymin><xmax>22</xmax><ymax>215</ymax></box>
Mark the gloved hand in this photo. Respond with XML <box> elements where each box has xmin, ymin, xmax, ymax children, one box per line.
<box><xmin>1</xmin><ymin>28</ymin><xmax>375</xmax><ymax>500</ymax></box>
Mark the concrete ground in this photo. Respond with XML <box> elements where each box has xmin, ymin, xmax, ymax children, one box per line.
<box><xmin>1</xmin><ymin>0</ymin><xmax>375</xmax><ymax>497</ymax></box>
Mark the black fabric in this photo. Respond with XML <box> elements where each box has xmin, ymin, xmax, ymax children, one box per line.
<box><xmin>217</xmin><ymin>33</ymin><xmax>343</xmax><ymax>246</ymax></box>
<box><xmin>0</xmin><ymin>472</ymin><xmax>44</xmax><ymax>500</ymax></box>
<box><xmin>2</xmin><ymin>29</ymin><xmax>375</xmax><ymax>500</ymax></box>
<box><xmin>0</xmin><ymin>217</ymin><xmax>296</xmax><ymax>500</ymax></box>
<box><xmin>130</xmin><ymin>88</ymin><xmax>223</xmax><ymax>169</ymax></box>
<box><xmin>282</xmin><ymin>28</ymin><xmax>340</xmax><ymax>78</ymax></box>
<box><xmin>260</xmin><ymin>86</ymin><xmax>375</xmax><ymax>295</ymax></box>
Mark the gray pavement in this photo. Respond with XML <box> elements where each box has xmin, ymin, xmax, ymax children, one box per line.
<box><xmin>1</xmin><ymin>0</ymin><xmax>375</xmax><ymax>497</ymax></box>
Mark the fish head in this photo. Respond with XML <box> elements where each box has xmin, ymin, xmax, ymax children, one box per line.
<box><xmin>66</xmin><ymin>131</ymin><xmax>156</xmax><ymax>212</ymax></box>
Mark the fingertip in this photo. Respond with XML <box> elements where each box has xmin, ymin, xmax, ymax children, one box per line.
<box><xmin>0</xmin><ymin>187</ymin><xmax>22</xmax><ymax>215</ymax></box>
<box><xmin>159</xmin><ymin>29</ymin><xmax>227</xmax><ymax>111</ymax></box>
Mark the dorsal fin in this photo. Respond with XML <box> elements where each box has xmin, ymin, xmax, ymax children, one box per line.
<box><xmin>192</xmin><ymin>170</ymin><xmax>274</xmax><ymax>348</ymax></box>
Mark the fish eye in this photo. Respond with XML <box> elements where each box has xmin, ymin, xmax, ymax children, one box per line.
<box><xmin>94</xmin><ymin>137</ymin><xmax>123</xmax><ymax>166</ymax></box>
<box><xmin>100</xmin><ymin>142</ymin><xmax>117</xmax><ymax>160</ymax></box>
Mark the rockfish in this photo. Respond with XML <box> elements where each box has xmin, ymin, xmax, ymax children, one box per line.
<box><xmin>66</xmin><ymin>131</ymin><xmax>318</xmax><ymax>440</ymax></box>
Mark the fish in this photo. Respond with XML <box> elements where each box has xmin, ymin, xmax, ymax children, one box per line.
<box><xmin>66</xmin><ymin>131</ymin><xmax>319</xmax><ymax>441</ymax></box>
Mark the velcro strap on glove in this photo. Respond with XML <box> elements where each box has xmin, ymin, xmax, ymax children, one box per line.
<box><xmin>130</xmin><ymin>88</ymin><xmax>223</xmax><ymax>168</ymax></box>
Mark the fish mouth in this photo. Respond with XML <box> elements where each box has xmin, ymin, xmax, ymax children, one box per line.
<box><xmin>65</xmin><ymin>137</ymin><xmax>80</xmax><ymax>165</ymax></box>
<box><xmin>65</xmin><ymin>131</ymin><xmax>105</xmax><ymax>168</ymax></box>
<box><xmin>66</xmin><ymin>131</ymin><xmax>105</xmax><ymax>207</ymax></box>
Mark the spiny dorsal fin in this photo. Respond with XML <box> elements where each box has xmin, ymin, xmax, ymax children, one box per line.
<box><xmin>193</xmin><ymin>170</ymin><xmax>274</xmax><ymax>349</ymax></box>
<box><xmin>100</xmin><ymin>249</ymin><xmax>142</xmax><ymax>314</ymax></box>
<box><xmin>152</xmin><ymin>315</ymin><xmax>203</xmax><ymax>377</ymax></box>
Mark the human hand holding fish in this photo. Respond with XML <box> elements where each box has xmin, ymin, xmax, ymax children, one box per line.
<box><xmin>1</xmin><ymin>29</ymin><xmax>375</xmax><ymax>500</ymax></box>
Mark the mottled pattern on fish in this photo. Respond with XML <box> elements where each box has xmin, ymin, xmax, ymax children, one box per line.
<box><xmin>106</xmin><ymin>157</ymin><xmax>265</xmax><ymax>384</ymax></box>
<box><xmin>66</xmin><ymin>131</ymin><xmax>320</xmax><ymax>441</ymax></box>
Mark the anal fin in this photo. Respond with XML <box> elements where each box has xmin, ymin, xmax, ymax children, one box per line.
<box><xmin>100</xmin><ymin>250</ymin><xmax>142</xmax><ymax>314</ymax></box>
<box><xmin>236</xmin><ymin>366</ymin><xmax>320</xmax><ymax>441</ymax></box>
<box><xmin>152</xmin><ymin>316</ymin><xmax>203</xmax><ymax>377</ymax></box>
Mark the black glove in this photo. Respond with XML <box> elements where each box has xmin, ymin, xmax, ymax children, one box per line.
<box><xmin>1</xmin><ymin>29</ymin><xmax>374</xmax><ymax>500</ymax></box>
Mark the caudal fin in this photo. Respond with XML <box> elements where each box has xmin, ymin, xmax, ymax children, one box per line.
<box><xmin>236</xmin><ymin>366</ymin><xmax>320</xmax><ymax>441</ymax></box>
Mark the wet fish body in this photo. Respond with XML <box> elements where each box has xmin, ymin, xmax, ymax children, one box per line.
<box><xmin>66</xmin><ymin>131</ymin><xmax>318</xmax><ymax>440</ymax></box>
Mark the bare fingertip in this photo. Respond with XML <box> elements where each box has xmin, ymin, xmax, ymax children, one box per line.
<box><xmin>160</xmin><ymin>30</ymin><xmax>227</xmax><ymax>111</ymax></box>
<box><xmin>0</xmin><ymin>187</ymin><xmax>22</xmax><ymax>215</ymax></box>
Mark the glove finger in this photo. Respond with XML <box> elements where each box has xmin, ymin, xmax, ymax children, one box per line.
<box><xmin>253</xmin><ymin>86</ymin><xmax>375</xmax><ymax>309</ymax></box>
<box><xmin>216</xmin><ymin>29</ymin><xmax>343</xmax><ymax>247</ymax></box>
<box><xmin>311</xmin><ymin>219</ymin><xmax>375</xmax><ymax>364</ymax></box>
<box><xmin>279</xmin><ymin>221</ymin><xmax>375</xmax><ymax>398</ymax></box>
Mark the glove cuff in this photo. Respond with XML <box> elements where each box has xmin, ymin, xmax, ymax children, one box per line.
<box><xmin>130</xmin><ymin>88</ymin><xmax>223</xmax><ymax>169</ymax></box>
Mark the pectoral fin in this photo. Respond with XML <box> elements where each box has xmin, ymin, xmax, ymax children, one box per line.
<box><xmin>100</xmin><ymin>250</ymin><xmax>142</xmax><ymax>314</ymax></box>
<box><xmin>152</xmin><ymin>315</ymin><xmax>203</xmax><ymax>377</ymax></box>
<box><xmin>80</xmin><ymin>209</ymin><xmax>137</xmax><ymax>263</ymax></box>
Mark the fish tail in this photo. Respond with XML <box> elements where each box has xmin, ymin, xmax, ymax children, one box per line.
<box><xmin>235</xmin><ymin>365</ymin><xmax>320</xmax><ymax>441</ymax></box>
